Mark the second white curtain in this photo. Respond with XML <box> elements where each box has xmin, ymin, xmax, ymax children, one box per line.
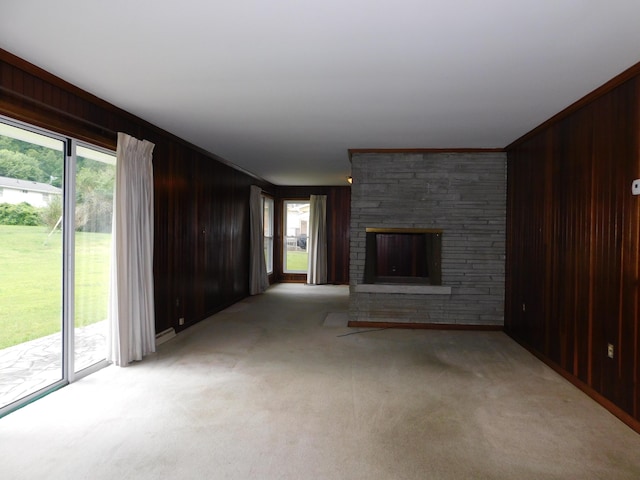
<box><xmin>249</xmin><ymin>185</ymin><xmax>269</xmax><ymax>294</ymax></box>
<box><xmin>307</xmin><ymin>194</ymin><xmax>327</xmax><ymax>284</ymax></box>
<box><xmin>107</xmin><ymin>132</ymin><xmax>156</xmax><ymax>367</ymax></box>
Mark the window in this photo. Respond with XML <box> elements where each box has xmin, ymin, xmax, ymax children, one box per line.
<box><xmin>262</xmin><ymin>195</ymin><xmax>274</xmax><ymax>274</ymax></box>
<box><xmin>0</xmin><ymin>116</ymin><xmax>115</xmax><ymax>417</ymax></box>
<box><xmin>283</xmin><ymin>200</ymin><xmax>310</xmax><ymax>273</ymax></box>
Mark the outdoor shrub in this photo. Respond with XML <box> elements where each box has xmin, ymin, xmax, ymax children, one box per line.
<box><xmin>0</xmin><ymin>202</ymin><xmax>43</xmax><ymax>226</ymax></box>
<box><xmin>40</xmin><ymin>195</ymin><xmax>62</xmax><ymax>230</ymax></box>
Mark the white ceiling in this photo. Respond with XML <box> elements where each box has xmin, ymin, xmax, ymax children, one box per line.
<box><xmin>2</xmin><ymin>1</ymin><xmax>640</xmax><ymax>185</ymax></box>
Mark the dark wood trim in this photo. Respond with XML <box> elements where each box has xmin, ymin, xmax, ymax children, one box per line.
<box><xmin>348</xmin><ymin>148</ymin><xmax>504</xmax><ymax>160</ymax></box>
<box><xmin>278</xmin><ymin>274</ymin><xmax>307</xmax><ymax>283</ymax></box>
<box><xmin>508</xmin><ymin>333</ymin><xmax>640</xmax><ymax>435</ymax></box>
<box><xmin>0</xmin><ymin>86</ymin><xmax>118</xmax><ymax>145</ymax></box>
<box><xmin>347</xmin><ymin>321</ymin><xmax>503</xmax><ymax>331</ymax></box>
<box><xmin>0</xmin><ymin>48</ymin><xmax>132</xmax><ymax>118</ymax></box>
<box><xmin>507</xmin><ymin>60</ymin><xmax>640</xmax><ymax>150</ymax></box>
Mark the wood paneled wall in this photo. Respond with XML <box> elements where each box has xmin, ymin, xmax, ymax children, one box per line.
<box><xmin>0</xmin><ymin>49</ymin><xmax>351</xmax><ymax>336</ymax></box>
<box><xmin>274</xmin><ymin>186</ymin><xmax>351</xmax><ymax>284</ymax></box>
<box><xmin>0</xmin><ymin>49</ymin><xmax>273</xmax><ymax>334</ymax></box>
<box><xmin>506</xmin><ymin>63</ymin><xmax>640</xmax><ymax>431</ymax></box>
<box><xmin>154</xmin><ymin>146</ymin><xmax>274</xmax><ymax>332</ymax></box>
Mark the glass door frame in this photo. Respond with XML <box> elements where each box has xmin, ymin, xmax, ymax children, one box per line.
<box><xmin>282</xmin><ymin>199</ymin><xmax>310</xmax><ymax>274</ymax></box>
<box><xmin>71</xmin><ymin>140</ymin><xmax>114</xmax><ymax>377</ymax></box>
<box><xmin>66</xmin><ymin>139</ymin><xmax>112</xmax><ymax>382</ymax></box>
<box><xmin>0</xmin><ymin>116</ymin><xmax>110</xmax><ymax>417</ymax></box>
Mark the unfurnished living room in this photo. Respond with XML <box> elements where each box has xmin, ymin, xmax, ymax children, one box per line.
<box><xmin>1</xmin><ymin>2</ymin><xmax>640</xmax><ymax>479</ymax></box>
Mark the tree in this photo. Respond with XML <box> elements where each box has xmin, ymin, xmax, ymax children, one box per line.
<box><xmin>0</xmin><ymin>135</ymin><xmax>63</xmax><ymax>186</ymax></box>
<box><xmin>75</xmin><ymin>161</ymin><xmax>115</xmax><ymax>233</ymax></box>
<box><xmin>0</xmin><ymin>132</ymin><xmax>114</xmax><ymax>231</ymax></box>
<box><xmin>31</xmin><ymin>148</ymin><xmax>63</xmax><ymax>188</ymax></box>
<box><xmin>0</xmin><ymin>149</ymin><xmax>46</xmax><ymax>182</ymax></box>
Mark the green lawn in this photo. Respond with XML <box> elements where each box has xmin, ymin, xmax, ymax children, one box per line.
<box><xmin>0</xmin><ymin>225</ymin><xmax>111</xmax><ymax>349</ymax></box>
<box><xmin>1</xmin><ymin>228</ymin><xmax>305</xmax><ymax>349</ymax></box>
<box><xmin>286</xmin><ymin>250</ymin><xmax>308</xmax><ymax>272</ymax></box>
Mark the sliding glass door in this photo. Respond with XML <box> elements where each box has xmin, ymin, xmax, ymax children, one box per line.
<box><xmin>73</xmin><ymin>145</ymin><xmax>115</xmax><ymax>373</ymax></box>
<box><xmin>0</xmin><ymin>121</ymin><xmax>65</xmax><ymax>408</ymax></box>
<box><xmin>0</xmin><ymin>117</ymin><xmax>114</xmax><ymax>415</ymax></box>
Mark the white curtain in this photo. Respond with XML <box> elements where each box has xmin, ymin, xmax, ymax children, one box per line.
<box><xmin>249</xmin><ymin>185</ymin><xmax>269</xmax><ymax>294</ymax></box>
<box><xmin>107</xmin><ymin>132</ymin><xmax>156</xmax><ymax>367</ymax></box>
<box><xmin>307</xmin><ymin>194</ymin><xmax>327</xmax><ymax>285</ymax></box>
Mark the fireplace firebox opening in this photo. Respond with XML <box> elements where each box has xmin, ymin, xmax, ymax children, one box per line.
<box><xmin>363</xmin><ymin>228</ymin><xmax>442</xmax><ymax>285</ymax></box>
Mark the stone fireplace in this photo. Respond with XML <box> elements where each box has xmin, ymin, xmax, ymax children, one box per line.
<box><xmin>349</xmin><ymin>150</ymin><xmax>506</xmax><ymax>326</ymax></box>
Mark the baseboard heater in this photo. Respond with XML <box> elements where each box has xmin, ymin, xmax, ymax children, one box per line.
<box><xmin>155</xmin><ymin>327</ymin><xmax>176</xmax><ymax>346</ymax></box>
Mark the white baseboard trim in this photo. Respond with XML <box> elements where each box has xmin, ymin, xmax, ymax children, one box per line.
<box><xmin>155</xmin><ymin>327</ymin><xmax>177</xmax><ymax>346</ymax></box>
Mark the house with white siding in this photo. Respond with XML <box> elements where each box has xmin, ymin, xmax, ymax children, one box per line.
<box><xmin>0</xmin><ymin>175</ymin><xmax>61</xmax><ymax>208</ymax></box>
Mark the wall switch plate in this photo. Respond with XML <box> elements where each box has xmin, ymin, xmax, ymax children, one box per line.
<box><xmin>607</xmin><ymin>343</ymin><xmax>614</xmax><ymax>359</ymax></box>
<box><xmin>632</xmin><ymin>179</ymin><xmax>640</xmax><ymax>195</ymax></box>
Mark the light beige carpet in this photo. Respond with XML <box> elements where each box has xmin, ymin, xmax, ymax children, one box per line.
<box><xmin>1</xmin><ymin>283</ymin><xmax>639</xmax><ymax>479</ymax></box>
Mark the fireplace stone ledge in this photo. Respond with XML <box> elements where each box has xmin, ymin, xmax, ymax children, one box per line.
<box><xmin>354</xmin><ymin>284</ymin><xmax>452</xmax><ymax>295</ymax></box>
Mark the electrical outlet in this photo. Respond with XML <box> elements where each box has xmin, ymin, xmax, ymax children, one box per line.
<box><xmin>633</xmin><ymin>179</ymin><xmax>640</xmax><ymax>195</ymax></box>
<box><xmin>607</xmin><ymin>343</ymin><xmax>614</xmax><ymax>359</ymax></box>
<box><xmin>179</xmin><ymin>317</ymin><xmax>185</xmax><ymax>326</ymax></box>
<box><xmin>522</xmin><ymin>303</ymin><xmax>526</xmax><ymax>312</ymax></box>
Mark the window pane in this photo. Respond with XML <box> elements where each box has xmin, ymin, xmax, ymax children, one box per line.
<box><xmin>283</xmin><ymin>201</ymin><xmax>309</xmax><ymax>273</ymax></box>
<box><xmin>263</xmin><ymin>196</ymin><xmax>273</xmax><ymax>274</ymax></box>
<box><xmin>74</xmin><ymin>145</ymin><xmax>115</xmax><ymax>372</ymax></box>
<box><xmin>0</xmin><ymin>121</ymin><xmax>65</xmax><ymax>409</ymax></box>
